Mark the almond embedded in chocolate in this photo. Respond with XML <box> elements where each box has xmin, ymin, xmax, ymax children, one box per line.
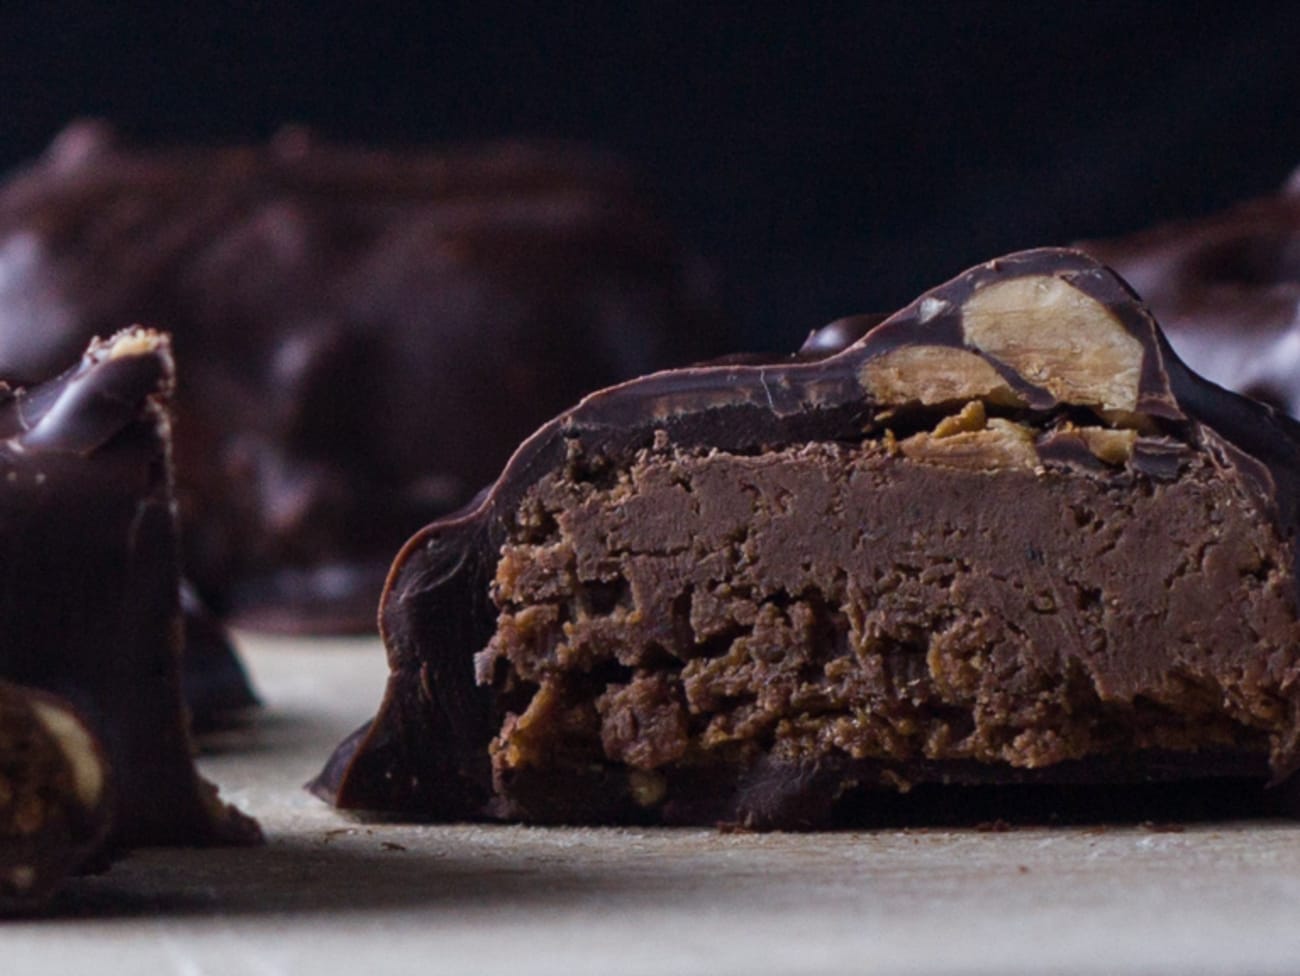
<box><xmin>1</xmin><ymin>683</ymin><xmax>110</xmax><ymax>912</ymax></box>
<box><xmin>860</xmin><ymin>345</ymin><xmax>1022</xmax><ymax>406</ymax></box>
<box><xmin>960</xmin><ymin>273</ymin><xmax>1144</xmax><ymax>412</ymax></box>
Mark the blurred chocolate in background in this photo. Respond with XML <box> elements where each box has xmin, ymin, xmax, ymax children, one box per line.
<box><xmin>2</xmin><ymin>1</ymin><xmax>1299</xmax><ymax>349</ymax></box>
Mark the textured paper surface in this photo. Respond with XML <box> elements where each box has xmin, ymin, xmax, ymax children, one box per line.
<box><xmin>7</xmin><ymin>634</ymin><xmax>1300</xmax><ymax>976</ymax></box>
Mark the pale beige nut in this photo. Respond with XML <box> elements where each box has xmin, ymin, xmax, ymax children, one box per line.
<box><xmin>30</xmin><ymin>699</ymin><xmax>104</xmax><ymax>810</ymax></box>
<box><xmin>495</xmin><ymin>679</ymin><xmax>564</xmax><ymax>771</ymax></box>
<box><xmin>861</xmin><ymin>346</ymin><xmax>1024</xmax><ymax>407</ymax></box>
<box><xmin>899</xmin><ymin>418</ymin><xmax>1039</xmax><ymax>471</ymax></box>
<box><xmin>1075</xmin><ymin>427</ymin><xmax>1138</xmax><ymax>465</ymax></box>
<box><xmin>102</xmin><ymin>328</ymin><xmax>164</xmax><ymax>361</ymax></box>
<box><xmin>1097</xmin><ymin>408</ymin><xmax>1159</xmax><ymax>433</ymax></box>
<box><xmin>628</xmin><ymin>770</ymin><xmax>667</xmax><ymax>807</ymax></box>
<box><xmin>932</xmin><ymin>400</ymin><xmax>987</xmax><ymax>438</ymax></box>
<box><xmin>961</xmin><ymin>275</ymin><xmax>1144</xmax><ymax>412</ymax></box>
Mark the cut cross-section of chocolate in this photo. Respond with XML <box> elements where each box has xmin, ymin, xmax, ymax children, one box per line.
<box><xmin>1</xmin><ymin>682</ymin><xmax>111</xmax><ymax>912</ymax></box>
<box><xmin>314</xmin><ymin>248</ymin><xmax>1300</xmax><ymax>829</ymax></box>
<box><xmin>0</xmin><ymin>329</ymin><xmax>260</xmax><ymax>848</ymax></box>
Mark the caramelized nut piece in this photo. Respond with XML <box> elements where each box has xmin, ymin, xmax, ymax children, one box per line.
<box><xmin>861</xmin><ymin>346</ymin><xmax>1023</xmax><ymax>407</ymax></box>
<box><xmin>29</xmin><ymin>699</ymin><xmax>106</xmax><ymax>810</ymax></box>
<box><xmin>1076</xmin><ymin>427</ymin><xmax>1138</xmax><ymax>465</ymax></box>
<box><xmin>932</xmin><ymin>400</ymin><xmax>987</xmax><ymax>438</ymax></box>
<box><xmin>961</xmin><ymin>275</ymin><xmax>1144</xmax><ymax>412</ymax></box>
<box><xmin>101</xmin><ymin>328</ymin><xmax>164</xmax><ymax>362</ymax></box>
<box><xmin>900</xmin><ymin>417</ymin><xmax>1039</xmax><ymax>470</ymax></box>
<box><xmin>2</xmin><ymin>684</ymin><xmax>111</xmax><ymax>911</ymax></box>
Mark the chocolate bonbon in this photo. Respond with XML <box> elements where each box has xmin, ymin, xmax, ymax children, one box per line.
<box><xmin>0</xmin><ymin>122</ymin><xmax>730</xmax><ymax>631</ymax></box>
<box><xmin>315</xmin><ymin>249</ymin><xmax>1300</xmax><ymax>828</ymax></box>
<box><xmin>1080</xmin><ymin>172</ymin><xmax>1300</xmax><ymax>414</ymax></box>
<box><xmin>0</xmin><ymin>329</ymin><xmax>259</xmax><ymax>851</ymax></box>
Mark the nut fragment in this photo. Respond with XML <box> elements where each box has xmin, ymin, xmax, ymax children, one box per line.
<box><xmin>30</xmin><ymin>699</ymin><xmax>105</xmax><ymax>810</ymax></box>
<box><xmin>1</xmin><ymin>684</ymin><xmax>111</xmax><ymax>911</ymax></box>
<box><xmin>628</xmin><ymin>770</ymin><xmax>667</xmax><ymax>807</ymax></box>
<box><xmin>102</xmin><ymin>328</ymin><xmax>164</xmax><ymax>361</ymax></box>
<box><xmin>900</xmin><ymin>418</ymin><xmax>1039</xmax><ymax>471</ymax></box>
<box><xmin>961</xmin><ymin>275</ymin><xmax>1143</xmax><ymax>412</ymax></box>
<box><xmin>861</xmin><ymin>345</ymin><xmax>1023</xmax><ymax>407</ymax></box>
<box><xmin>1076</xmin><ymin>427</ymin><xmax>1137</xmax><ymax>465</ymax></box>
<box><xmin>932</xmin><ymin>400</ymin><xmax>987</xmax><ymax>438</ymax></box>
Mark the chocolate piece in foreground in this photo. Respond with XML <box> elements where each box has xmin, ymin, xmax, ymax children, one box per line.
<box><xmin>315</xmin><ymin>248</ymin><xmax>1300</xmax><ymax>829</ymax></box>
<box><xmin>0</xmin><ymin>122</ymin><xmax>730</xmax><ymax>632</ymax></box>
<box><xmin>0</xmin><ymin>329</ymin><xmax>259</xmax><ymax>848</ymax></box>
<box><xmin>1</xmin><ymin>682</ymin><xmax>111</xmax><ymax>912</ymax></box>
<box><xmin>1080</xmin><ymin>170</ymin><xmax>1300</xmax><ymax>414</ymax></box>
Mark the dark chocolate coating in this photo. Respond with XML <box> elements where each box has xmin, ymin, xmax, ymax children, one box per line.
<box><xmin>0</xmin><ymin>682</ymin><xmax>111</xmax><ymax>912</ymax></box>
<box><xmin>314</xmin><ymin>248</ymin><xmax>1300</xmax><ymax>828</ymax></box>
<box><xmin>0</xmin><ymin>122</ymin><xmax>730</xmax><ymax>632</ymax></box>
<box><xmin>0</xmin><ymin>330</ymin><xmax>259</xmax><ymax>848</ymax></box>
<box><xmin>180</xmin><ymin>582</ymin><xmax>259</xmax><ymax>733</ymax></box>
<box><xmin>1080</xmin><ymin>171</ymin><xmax>1300</xmax><ymax>414</ymax></box>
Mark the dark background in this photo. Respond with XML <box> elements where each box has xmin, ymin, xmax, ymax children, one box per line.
<box><xmin>3</xmin><ymin>1</ymin><xmax>1299</xmax><ymax>350</ymax></box>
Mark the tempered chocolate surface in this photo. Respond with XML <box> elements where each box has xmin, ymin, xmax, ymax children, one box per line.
<box><xmin>1080</xmin><ymin>171</ymin><xmax>1300</xmax><ymax>415</ymax></box>
<box><xmin>0</xmin><ymin>123</ymin><xmax>729</xmax><ymax>631</ymax></box>
<box><xmin>316</xmin><ymin>249</ymin><xmax>1300</xmax><ymax>828</ymax></box>
<box><xmin>0</xmin><ymin>330</ymin><xmax>259</xmax><ymax>848</ymax></box>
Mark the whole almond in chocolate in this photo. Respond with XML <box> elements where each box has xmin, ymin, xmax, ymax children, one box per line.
<box><xmin>1</xmin><ymin>682</ymin><xmax>111</xmax><ymax>912</ymax></box>
<box><xmin>314</xmin><ymin>249</ymin><xmax>1300</xmax><ymax>829</ymax></box>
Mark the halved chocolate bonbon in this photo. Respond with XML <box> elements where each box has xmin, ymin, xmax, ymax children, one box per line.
<box><xmin>316</xmin><ymin>249</ymin><xmax>1300</xmax><ymax>829</ymax></box>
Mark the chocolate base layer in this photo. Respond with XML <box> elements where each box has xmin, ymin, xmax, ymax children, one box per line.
<box><xmin>1079</xmin><ymin>170</ymin><xmax>1300</xmax><ymax>415</ymax></box>
<box><xmin>0</xmin><ymin>330</ymin><xmax>259</xmax><ymax>849</ymax></box>
<box><xmin>495</xmin><ymin>752</ymin><xmax>1274</xmax><ymax>829</ymax></box>
<box><xmin>0</xmin><ymin>122</ymin><xmax>730</xmax><ymax>632</ymax></box>
<box><xmin>315</xmin><ymin>248</ymin><xmax>1300</xmax><ymax>829</ymax></box>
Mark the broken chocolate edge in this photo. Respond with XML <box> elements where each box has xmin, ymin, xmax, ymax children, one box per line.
<box><xmin>2</xmin><ymin>329</ymin><xmax>262</xmax><ymax>848</ymax></box>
